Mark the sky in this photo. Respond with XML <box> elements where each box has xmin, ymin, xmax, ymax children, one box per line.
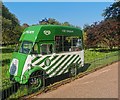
<box><xmin>4</xmin><ymin>2</ymin><xmax>114</xmax><ymax>28</ymax></box>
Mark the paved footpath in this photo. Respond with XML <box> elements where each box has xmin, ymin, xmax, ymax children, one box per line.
<box><xmin>34</xmin><ymin>62</ymin><xmax>119</xmax><ymax>98</ymax></box>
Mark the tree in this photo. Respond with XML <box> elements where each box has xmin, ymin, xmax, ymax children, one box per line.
<box><xmin>39</xmin><ymin>18</ymin><xmax>80</xmax><ymax>29</ymax></box>
<box><xmin>2</xmin><ymin>3</ymin><xmax>20</xmax><ymax>27</ymax></box>
<box><xmin>84</xmin><ymin>2</ymin><xmax>120</xmax><ymax>49</ymax></box>
<box><xmin>39</xmin><ymin>18</ymin><xmax>61</xmax><ymax>25</ymax></box>
<box><xmin>102</xmin><ymin>1</ymin><xmax>120</xmax><ymax>21</ymax></box>
<box><xmin>62</xmin><ymin>22</ymin><xmax>71</xmax><ymax>26</ymax></box>
<box><xmin>83</xmin><ymin>24</ymin><xmax>92</xmax><ymax>48</ymax></box>
<box><xmin>85</xmin><ymin>19</ymin><xmax>120</xmax><ymax>49</ymax></box>
<box><xmin>2</xmin><ymin>17</ymin><xmax>12</xmax><ymax>44</ymax></box>
<box><xmin>102</xmin><ymin>1</ymin><xmax>120</xmax><ymax>48</ymax></box>
<box><xmin>48</xmin><ymin>18</ymin><xmax>60</xmax><ymax>25</ymax></box>
<box><xmin>22</xmin><ymin>23</ymin><xmax>29</xmax><ymax>28</ymax></box>
<box><xmin>2</xmin><ymin>3</ymin><xmax>22</xmax><ymax>45</ymax></box>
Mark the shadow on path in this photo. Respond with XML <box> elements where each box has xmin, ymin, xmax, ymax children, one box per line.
<box><xmin>46</xmin><ymin>63</ymin><xmax>91</xmax><ymax>87</ymax></box>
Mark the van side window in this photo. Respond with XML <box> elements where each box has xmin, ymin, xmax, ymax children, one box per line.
<box><xmin>48</xmin><ymin>44</ymin><xmax>53</xmax><ymax>54</ymax></box>
<box><xmin>63</xmin><ymin>36</ymin><xmax>71</xmax><ymax>51</ymax></box>
<box><xmin>31</xmin><ymin>43</ymin><xmax>38</xmax><ymax>54</ymax></box>
<box><xmin>71</xmin><ymin>38</ymin><xmax>80</xmax><ymax>51</ymax></box>
<box><xmin>41</xmin><ymin>44</ymin><xmax>53</xmax><ymax>55</ymax></box>
<box><xmin>55</xmin><ymin>36</ymin><xmax>62</xmax><ymax>53</ymax></box>
<box><xmin>55</xmin><ymin>36</ymin><xmax>82</xmax><ymax>53</ymax></box>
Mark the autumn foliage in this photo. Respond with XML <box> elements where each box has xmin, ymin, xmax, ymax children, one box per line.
<box><xmin>85</xmin><ymin>19</ymin><xmax>120</xmax><ymax>49</ymax></box>
<box><xmin>84</xmin><ymin>2</ymin><xmax>120</xmax><ymax>49</ymax></box>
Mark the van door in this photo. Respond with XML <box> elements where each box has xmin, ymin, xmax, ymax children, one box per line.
<box><xmin>40</xmin><ymin>43</ymin><xmax>57</xmax><ymax>77</ymax></box>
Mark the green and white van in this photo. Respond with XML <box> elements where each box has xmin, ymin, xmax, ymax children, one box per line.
<box><xmin>9</xmin><ymin>25</ymin><xmax>84</xmax><ymax>89</ymax></box>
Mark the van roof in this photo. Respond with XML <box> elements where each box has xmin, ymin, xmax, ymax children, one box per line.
<box><xmin>20</xmin><ymin>25</ymin><xmax>83</xmax><ymax>42</ymax></box>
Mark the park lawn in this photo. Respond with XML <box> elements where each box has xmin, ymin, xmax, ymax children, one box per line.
<box><xmin>84</xmin><ymin>48</ymin><xmax>119</xmax><ymax>72</ymax></box>
<box><xmin>0</xmin><ymin>47</ymin><xmax>13</xmax><ymax>90</ymax></box>
<box><xmin>86</xmin><ymin>53</ymin><xmax>119</xmax><ymax>72</ymax></box>
<box><xmin>84</xmin><ymin>49</ymin><xmax>119</xmax><ymax>63</ymax></box>
<box><xmin>1</xmin><ymin>52</ymin><xmax>12</xmax><ymax>79</ymax></box>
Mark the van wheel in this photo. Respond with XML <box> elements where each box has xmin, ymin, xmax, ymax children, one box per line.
<box><xmin>69</xmin><ymin>66</ymin><xmax>77</xmax><ymax>77</ymax></box>
<box><xmin>28</xmin><ymin>71</ymin><xmax>43</xmax><ymax>91</ymax></box>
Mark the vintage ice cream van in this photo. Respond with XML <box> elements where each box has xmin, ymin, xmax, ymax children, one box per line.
<box><xmin>9</xmin><ymin>25</ymin><xmax>84</xmax><ymax>89</ymax></box>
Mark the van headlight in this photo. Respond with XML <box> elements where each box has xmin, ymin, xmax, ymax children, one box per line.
<box><xmin>10</xmin><ymin>63</ymin><xmax>17</xmax><ymax>75</ymax></box>
<box><xmin>10</xmin><ymin>59</ymin><xmax>18</xmax><ymax>76</ymax></box>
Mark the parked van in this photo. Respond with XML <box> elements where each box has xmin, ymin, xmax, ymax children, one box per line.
<box><xmin>9</xmin><ymin>25</ymin><xmax>84</xmax><ymax>89</ymax></box>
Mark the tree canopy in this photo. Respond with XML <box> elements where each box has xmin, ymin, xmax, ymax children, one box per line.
<box><xmin>84</xmin><ymin>19</ymin><xmax>120</xmax><ymax>49</ymax></box>
<box><xmin>84</xmin><ymin>2</ymin><xmax>120</xmax><ymax>49</ymax></box>
<box><xmin>102</xmin><ymin>1</ymin><xmax>120</xmax><ymax>21</ymax></box>
<box><xmin>39</xmin><ymin>18</ymin><xmax>80</xmax><ymax>28</ymax></box>
<box><xmin>2</xmin><ymin>3</ymin><xmax>24</xmax><ymax>45</ymax></box>
<box><xmin>2</xmin><ymin>4</ymin><xmax>20</xmax><ymax>27</ymax></box>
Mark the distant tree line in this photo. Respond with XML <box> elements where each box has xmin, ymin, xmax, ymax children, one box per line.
<box><xmin>38</xmin><ymin>18</ymin><xmax>80</xmax><ymax>28</ymax></box>
<box><xmin>1</xmin><ymin>2</ymin><xmax>120</xmax><ymax>50</ymax></box>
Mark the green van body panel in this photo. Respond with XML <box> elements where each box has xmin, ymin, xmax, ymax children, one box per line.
<box><xmin>20</xmin><ymin>26</ymin><xmax>41</xmax><ymax>42</ymax></box>
<box><xmin>20</xmin><ymin>25</ymin><xmax>83</xmax><ymax>42</ymax></box>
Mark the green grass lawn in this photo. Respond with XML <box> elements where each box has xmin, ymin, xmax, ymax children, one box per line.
<box><xmin>1</xmin><ymin>48</ymin><xmax>13</xmax><ymax>80</ymax></box>
<box><xmin>84</xmin><ymin>48</ymin><xmax>119</xmax><ymax>72</ymax></box>
<box><xmin>84</xmin><ymin>48</ymin><xmax>119</xmax><ymax>63</ymax></box>
<box><xmin>0</xmin><ymin>47</ymin><xmax>13</xmax><ymax>90</ymax></box>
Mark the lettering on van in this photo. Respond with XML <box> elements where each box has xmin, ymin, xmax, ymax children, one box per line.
<box><xmin>23</xmin><ymin>30</ymin><xmax>34</xmax><ymax>34</ymax></box>
<box><xmin>43</xmin><ymin>30</ymin><xmax>51</xmax><ymax>35</ymax></box>
<box><xmin>62</xmin><ymin>30</ymin><xmax>74</xmax><ymax>33</ymax></box>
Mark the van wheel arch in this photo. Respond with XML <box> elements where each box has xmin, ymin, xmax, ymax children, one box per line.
<box><xmin>28</xmin><ymin>70</ymin><xmax>45</xmax><ymax>91</ymax></box>
<box><xmin>69</xmin><ymin>63</ymin><xmax>78</xmax><ymax>77</ymax></box>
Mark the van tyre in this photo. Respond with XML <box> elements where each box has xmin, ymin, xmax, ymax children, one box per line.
<box><xmin>28</xmin><ymin>71</ymin><xmax>43</xmax><ymax>92</ymax></box>
<box><xmin>69</xmin><ymin>66</ymin><xmax>77</xmax><ymax>77</ymax></box>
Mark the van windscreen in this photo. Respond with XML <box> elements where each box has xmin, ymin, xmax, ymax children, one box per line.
<box><xmin>19</xmin><ymin>41</ymin><xmax>33</xmax><ymax>54</ymax></box>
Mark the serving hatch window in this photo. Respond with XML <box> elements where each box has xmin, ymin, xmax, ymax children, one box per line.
<box><xmin>55</xmin><ymin>36</ymin><xmax>83</xmax><ymax>53</ymax></box>
<box><xmin>72</xmin><ymin>37</ymin><xmax>82</xmax><ymax>51</ymax></box>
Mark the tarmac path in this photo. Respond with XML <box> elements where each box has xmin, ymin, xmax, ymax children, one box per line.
<box><xmin>34</xmin><ymin>62</ymin><xmax>119</xmax><ymax>98</ymax></box>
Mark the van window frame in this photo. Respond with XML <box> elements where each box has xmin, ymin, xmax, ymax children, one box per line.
<box><xmin>30</xmin><ymin>42</ymin><xmax>40</xmax><ymax>54</ymax></box>
<box><xmin>55</xmin><ymin>35</ymin><xmax>83</xmax><ymax>53</ymax></box>
<box><xmin>40</xmin><ymin>43</ymin><xmax>54</xmax><ymax>55</ymax></box>
<box><xmin>19</xmin><ymin>41</ymin><xmax>33</xmax><ymax>54</ymax></box>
